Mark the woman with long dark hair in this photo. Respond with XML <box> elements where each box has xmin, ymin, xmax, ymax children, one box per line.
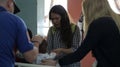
<box><xmin>46</xmin><ymin>5</ymin><xmax>81</xmax><ymax>67</ymax></box>
<box><xmin>42</xmin><ymin>0</ymin><xmax>120</xmax><ymax>67</ymax></box>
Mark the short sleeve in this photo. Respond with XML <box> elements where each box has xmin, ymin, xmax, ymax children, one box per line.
<box><xmin>16</xmin><ymin>17</ymin><xmax>33</xmax><ymax>53</ymax></box>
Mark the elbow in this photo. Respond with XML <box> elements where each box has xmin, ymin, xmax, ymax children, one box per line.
<box><xmin>23</xmin><ymin>47</ymin><xmax>38</xmax><ymax>63</ymax></box>
<box><xmin>25</xmin><ymin>55</ymin><xmax>36</xmax><ymax>63</ymax></box>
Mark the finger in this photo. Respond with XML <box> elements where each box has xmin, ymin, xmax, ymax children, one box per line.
<box><xmin>41</xmin><ymin>59</ymin><xmax>47</xmax><ymax>63</ymax></box>
<box><xmin>41</xmin><ymin>59</ymin><xmax>51</xmax><ymax>62</ymax></box>
<box><xmin>40</xmin><ymin>62</ymin><xmax>47</xmax><ymax>65</ymax></box>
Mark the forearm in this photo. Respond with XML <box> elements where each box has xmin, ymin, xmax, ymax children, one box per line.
<box><xmin>62</xmin><ymin>48</ymin><xmax>73</xmax><ymax>54</ymax></box>
<box><xmin>58</xmin><ymin>52</ymin><xmax>77</xmax><ymax>66</ymax></box>
<box><xmin>23</xmin><ymin>46</ymin><xmax>38</xmax><ymax>63</ymax></box>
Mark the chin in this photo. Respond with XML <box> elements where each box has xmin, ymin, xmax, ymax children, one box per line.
<box><xmin>55</xmin><ymin>26</ymin><xmax>60</xmax><ymax>28</ymax></box>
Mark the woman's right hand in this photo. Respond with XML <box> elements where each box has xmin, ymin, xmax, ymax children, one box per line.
<box><xmin>52</xmin><ymin>48</ymin><xmax>63</xmax><ymax>56</ymax></box>
<box><xmin>41</xmin><ymin>59</ymin><xmax>57</xmax><ymax>66</ymax></box>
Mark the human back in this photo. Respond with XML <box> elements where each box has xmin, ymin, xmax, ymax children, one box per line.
<box><xmin>82</xmin><ymin>0</ymin><xmax>120</xmax><ymax>34</ymax></box>
<box><xmin>57</xmin><ymin>0</ymin><xmax>120</xmax><ymax>66</ymax></box>
<box><xmin>82</xmin><ymin>0</ymin><xmax>120</xmax><ymax>66</ymax></box>
<box><xmin>0</xmin><ymin>0</ymin><xmax>17</xmax><ymax>66</ymax></box>
<box><xmin>0</xmin><ymin>0</ymin><xmax>38</xmax><ymax>67</ymax></box>
<box><xmin>0</xmin><ymin>10</ymin><xmax>22</xmax><ymax>67</ymax></box>
<box><xmin>91</xmin><ymin>17</ymin><xmax>120</xmax><ymax>67</ymax></box>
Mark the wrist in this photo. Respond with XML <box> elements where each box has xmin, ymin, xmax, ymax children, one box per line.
<box><xmin>61</xmin><ymin>48</ymin><xmax>64</xmax><ymax>53</ymax></box>
<box><xmin>54</xmin><ymin>59</ymin><xmax>59</xmax><ymax>66</ymax></box>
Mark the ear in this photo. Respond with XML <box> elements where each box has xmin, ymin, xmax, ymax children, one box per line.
<box><xmin>7</xmin><ymin>0</ymin><xmax>13</xmax><ymax>8</ymax></box>
<box><xmin>6</xmin><ymin>0</ymin><xmax>14</xmax><ymax>13</ymax></box>
<box><xmin>6</xmin><ymin>0</ymin><xmax>10</xmax><ymax>8</ymax></box>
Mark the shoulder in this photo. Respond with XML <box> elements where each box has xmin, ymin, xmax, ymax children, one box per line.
<box><xmin>0</xmin><ymin>12</ymin><xmax>26</xmax><ymax>28</ymax></box>
<box><xmin>92</xmin><ymin>17</ymin><xmax>114</xmax><ymax>25</ymax></box>
<box><xmin>4</xmin><ymin>12</ymin><xmax>25</xmax><ymax>24</ymax></box>
<box><xmin>49</xmin><ymin>26</ymin><xmax>55</xmax><ymax>31</ymax></box>
<box><xmin>90</xmin><ymin>17</ymin><xmax>115</xmax><ymax>28</ymax></box>
<box><xmin>48</xmin><ymin>26</ymin><xmax>55</xmax><ymax>35</ymax></box>
<box><xmin>10</xmin><ymin>14</ymin><xmax>26</xmax><ymax>28</ymax></box>
<box><xmin>89</xmin><ymin>17</ymin><xmax>117</xmax><ymax>33</ymax></box>
<box><xmin>70</xmin><ymin>23</ymin><xmax>79</xmax><ymax>32</ymax></box>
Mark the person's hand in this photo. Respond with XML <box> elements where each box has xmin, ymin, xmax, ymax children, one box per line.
<box><xmin>31</xmin><ymin>35</ymin><xmax>43</xmax><ymax>48</ymax></box>
<box><xmin>41</xmin><ymin>59</ymin><xmax>57</xmax><ymax>66</ymax></box>
<box><xmin>52</xmin><ymin>48</ymin><xmax>63</xmax><ymax>56</ymax></box>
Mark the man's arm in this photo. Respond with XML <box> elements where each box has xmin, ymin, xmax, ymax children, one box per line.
<box><xmin>22</xmin><ymin>32</ymin><xmax>39</xmax><ymax>63</ymax></box>
<box><xmin>23</xmin><ymin>46</ymin><xmax>38</xmax><ymax>63</ymax></box>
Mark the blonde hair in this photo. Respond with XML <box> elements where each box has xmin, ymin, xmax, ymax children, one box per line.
<box><xmin>82</xmin><ymin>0</ymin><xmax>120</xmax><ymax>36</ymax></box>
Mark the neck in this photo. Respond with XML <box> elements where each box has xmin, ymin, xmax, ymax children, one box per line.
<box><xmin>0</xmin><ymin>1</ymin><xmax>7</xmax><ymax>10</ymax></box>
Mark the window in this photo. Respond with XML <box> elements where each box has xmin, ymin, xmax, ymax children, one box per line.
<box><xmin>115</xmin><ymin>0</ymin><xmax>120</xmax><ymax>11</ymax></box>
<box><xmin>107</xmin><ymin>0</ymin><xmax>120</xmax><ymax>14</ymax></box>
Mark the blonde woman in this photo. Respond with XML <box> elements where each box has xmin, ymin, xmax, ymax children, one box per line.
<box><xmin>41</xmin><ymin>0</ymin><xmax>120</xmax><ymax>67</ymax></box>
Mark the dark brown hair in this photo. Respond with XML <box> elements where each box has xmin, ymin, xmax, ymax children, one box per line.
<box><xmin>39</xmin><ymin>39</ymin><xmax>48</xmax><ymax>53</ymax></box>
<box><xmin>49</xmin><ymin>5</ymin><xmax>72</xmax><ymax>48</ymax></box>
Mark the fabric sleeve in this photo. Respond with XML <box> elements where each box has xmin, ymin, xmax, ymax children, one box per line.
<box><xmin>58</xmin><ymin>19</ymin><xmax>103</xmax><ymax>65</ymax></box>
<box><xmin>16</xmin><ymin>18</ymin><xmax>33</xmax><ymax>53</ymax></box>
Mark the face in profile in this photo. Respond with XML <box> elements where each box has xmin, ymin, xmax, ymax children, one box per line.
<box><xmin>50</xmin><ymin>13</ymin><xmax>61</xmax><ymax>28</ymax></box>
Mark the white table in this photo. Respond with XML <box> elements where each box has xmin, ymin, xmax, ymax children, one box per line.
<box><xmin>15</xmin><ymin>62</ymin><xmax>55</xmax><ymax>67</ymax></box>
